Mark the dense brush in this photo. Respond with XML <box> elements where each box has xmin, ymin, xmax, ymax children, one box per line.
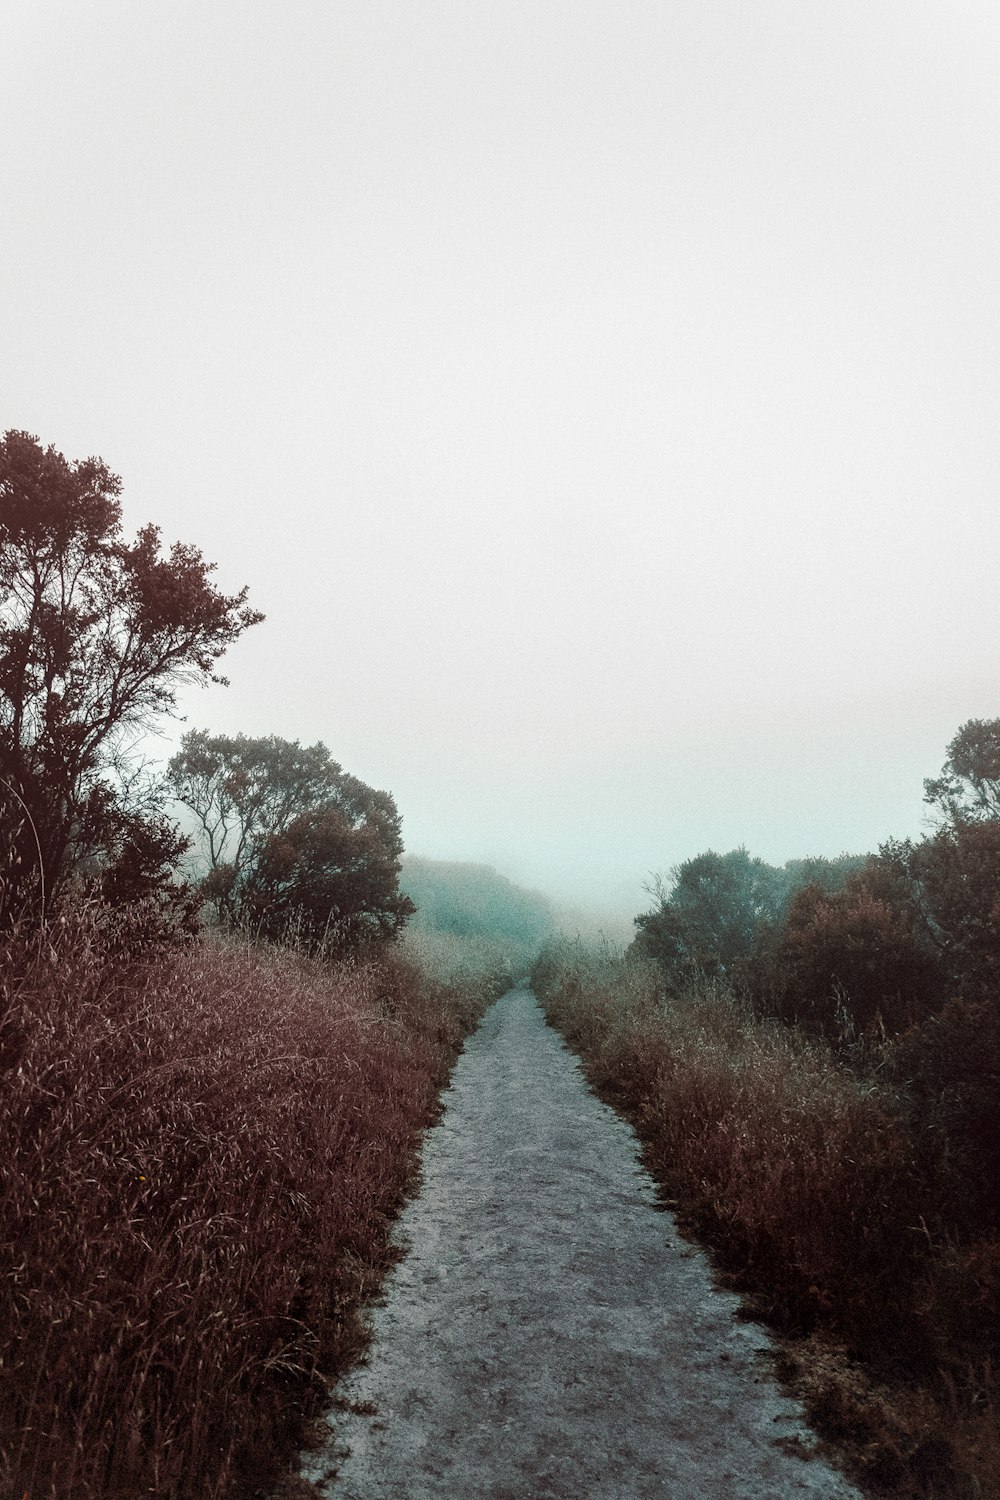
<box><xmin>0</xmin><ymin>908</ymin><xmax>496</xmax><ymax>1499</ymax></box>
<box><xmin>533</xmin><ymin>938</ymin><xmax>1000</xmax><ymax>1499</ymax></box>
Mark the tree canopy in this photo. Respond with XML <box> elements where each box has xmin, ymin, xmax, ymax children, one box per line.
<box><xmin>633</xmin><ymin>848</ymin><xmax>785</xmax><ymax>975</ymax></box>
<box><xmin>168</xmin><ymin>730</ymin><xmax>413</xmax><ymax>951</ymax></box>
<box><xmin>634</xmin><ymin>719</ymin><xmax>1000</xmax><ymax>1037</ymax></box>
<box><xmin>751</xmin><ymin>859</ymin><xmax>942</xmax><ymax>1037</ymax></box>
<box><xmin>924</xmin><ymin>718</ymin><xmax>1000</xmax><ymax>823</ymax></box>
<box><xmin>251</xmin><ymin>802</ymin><xmax>413</xmax><ymax>951</ymax></box>
<box><xmin>0</xmin><ymin>430</ymin><xmax>262</xmax><ymax>924</ymax></box>
<box><xmin>633</xmin><ymin>848</ymin><xmax>873</xmax><ymax>982</ymax></box>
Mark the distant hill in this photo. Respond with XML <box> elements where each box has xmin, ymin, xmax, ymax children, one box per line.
<box><xmin>400</xmin><ymin>857</ymin><xmax>555</xmax><ymax>951</ymax></box>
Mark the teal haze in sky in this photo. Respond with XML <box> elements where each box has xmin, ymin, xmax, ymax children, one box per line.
<box><xmin>3</xmin><ymin>2</ymin><xmax>1000</xmax><ymax>914</ymax></box>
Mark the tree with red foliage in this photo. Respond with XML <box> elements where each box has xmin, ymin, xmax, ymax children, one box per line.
<box><xmin>910</xmin><ymin>819</ymin><xmax>1000</xmax><ymax>993</ymax></box>
<box><xmin>248</xmin><ymin>790</ymin><xmax>415</xmax><ymax>954</ymax></box>
<box><xmin>754</xmin><ymin>861</ymin><xmax>943</xmax><ymax>1040</ymax></box>
<box><xmin>0</xmin><ymin>430</ymin><xmax>262</xmax><ymax>925</ymax></box>
<box><xmin>167</xmin><ymin>730</ymin><xmax>342</xmax><ymax>921</ymax></box>
<box><xmin>167</xmin><ymin>730</ymin><xmax>414</xmax><ymax>952</ymax></box>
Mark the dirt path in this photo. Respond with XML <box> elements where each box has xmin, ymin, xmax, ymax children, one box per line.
<box><xmin>298</xmin><ymin>986</ymin><xmax>863</xmax><ymax>1499</ymax></box>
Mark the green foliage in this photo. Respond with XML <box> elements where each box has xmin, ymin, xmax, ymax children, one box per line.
<box><xmin>924</xmin><ymin>718</ymin><xmax>1000</xmax><ymax>823</ymax></box>
<box><xmin>399</xmin><ymin>856</ymin><xmax>555</xmax><ymax>955</ymax></box>
<box><xmin>0</xmin><ymin>430</ymin><xmax>261</xmax><ymax>929</ymax></box>
<box><xmin>169</xmin><ymin>730</ymin><xmax>413</xmax><ymax>953</ymax></box>
<box><xmin>633</xmin><ymin>847</ymin><xmax>867</xmax><ymax>981</ymax></box>
<box><xmin>779</xmin><ymin>852</ymin><xmax>869</xmax><ymax>899</ymax></box>
<box><xmin>633</xmin><ymin>848</ymin><xmax>783</xmax><ymax>975</ymax></box>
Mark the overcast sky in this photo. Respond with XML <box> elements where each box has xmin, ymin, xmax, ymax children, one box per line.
<box><xmin>4</xmin><ymin>2</ymin><xmax>1000</xmax><ymax>912</ymax></box>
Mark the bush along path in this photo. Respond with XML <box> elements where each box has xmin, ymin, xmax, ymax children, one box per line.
<box><xmin>294</xmin><ymin>986</ymin><xmax>862</xmax><ymax>1499</ymax></box>
<box><xmin>0</xmin><ymin>924</ymin><xmax>498</xmax><ymax>1500</ymax></box>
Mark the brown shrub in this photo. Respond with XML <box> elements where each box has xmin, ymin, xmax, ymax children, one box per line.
<box><xmin>749</xmin><ymin>876</ymin><xmax>941</xmax><ymax>1040</ymax></box>
<box><xmin>0</xmin><ymin>911</ymin><xmax>493</xmax><ymax>1499</ymax></box>
<box><xmin>533</xmin><ymin>939</ymin><xmax>1000</xmax><ymax>1498</ymax></box>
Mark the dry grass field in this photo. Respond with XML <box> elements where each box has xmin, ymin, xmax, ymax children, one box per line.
<box><xmin>0</xmin><ymin>910</ymin><xmax>502</xmax><ymax>1499</ymax></box>
<box><xmin>533</xmin><ymin>939</ymin><xmax>1000</xmax><ymax>1500</ymax></box>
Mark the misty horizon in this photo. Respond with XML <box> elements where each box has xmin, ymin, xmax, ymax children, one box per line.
<box><xmin>4</xmin><ymin>3</ymin><xmax>999</xmax><ymax>918</ymax></box>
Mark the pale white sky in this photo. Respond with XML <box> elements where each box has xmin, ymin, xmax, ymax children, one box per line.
<box><xmin>3</xmin><ymin>2</ymin><xmax>1000</xmax><ymax>911</ymax></box>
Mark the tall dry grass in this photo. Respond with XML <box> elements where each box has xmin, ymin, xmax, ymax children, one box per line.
<box><xmin>0</xmin><ymin>909</ymin><xmax>497</xmax><ymax>1500</ymax></box>
<box><xmin>533</xmin><ymin>938</ymin><xmax>1000</xmax><ymax>1498</ymax></box>
<box><xmin>398</xmin><ymin>925</ymin><xmax>529</xmax><ymax>989</ymax></box>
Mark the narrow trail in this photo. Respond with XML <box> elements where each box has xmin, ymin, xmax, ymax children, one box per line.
<box><xmin>299</xmin><ymin>987</ymin><xmax>863</xmax><ymax>1499</ymax></box>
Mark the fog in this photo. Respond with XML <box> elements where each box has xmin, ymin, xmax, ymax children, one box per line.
<box><xmin>4</xmin><ymin>2</ymin><xmax>1000</xmax><ymax>917</ymax></box>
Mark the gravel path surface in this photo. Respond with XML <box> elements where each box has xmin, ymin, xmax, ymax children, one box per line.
<box><xmin>298</xmin><ymin>985</ymin><xmax>863</xmax><ymax>1499</ymax></box>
